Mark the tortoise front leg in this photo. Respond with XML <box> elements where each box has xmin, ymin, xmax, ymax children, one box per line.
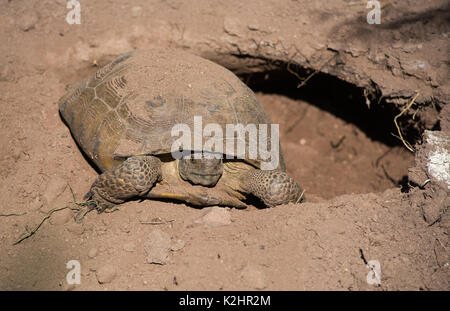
<box><xmin>184</xmin><ymin>189</ymin><xmax>248</xmax><ymax>209</ymax></box>
<box><xmin>77</xmin><ymin>156</ymin><xmax>162</xmax><ymax>221</ymax></box>
<box><xmin>240</xmin><ymin>169</ymin><xmax>304</xmax><ymax>207</ymax></box>
<box><xmin>145</xmin><ymin>189</ymin><xmax>248</xmax><ymax>209</ymax></box>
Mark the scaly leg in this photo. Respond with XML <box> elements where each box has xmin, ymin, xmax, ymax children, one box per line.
<box><xmin>240</xmin><ymin>169</ymin><xmax>304</xmax><ymax>207</ymax></box>
<box><xmin>76</xmin><ymin>156</ymin><xmax>162</xmax><ymax>222</ymax></box>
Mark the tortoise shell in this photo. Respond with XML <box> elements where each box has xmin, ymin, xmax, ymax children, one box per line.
<box><xmin>59</xmin><ymin>49</ymin><xmax>285</xmax><ymax>172</ymax></box>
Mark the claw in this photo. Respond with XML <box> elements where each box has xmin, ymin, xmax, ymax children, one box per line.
<box><xmin>74</xmin><ymin>207</ymin><xmax>92</xmax><ymax>223</ymax></box>
<box><xmin>83</xmin><ymin>190</ymin><xmax>93</xmax><ymax>201</ymax></box>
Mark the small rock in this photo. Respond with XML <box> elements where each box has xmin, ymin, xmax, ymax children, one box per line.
<box><xmin>247</xmin><ymin>23</ymin><xmax>259</xmax><ymax>31</ymax></box>
<box><xmin>421</xmin><ymin>187</ymin><xmax>449</xmax><ymax>225</ymax></box>
<box><xmin>241</xmin><ymin>265</ymin><xmax>267</xmax><ymax>290</ymax></box>
<box><xmin>131</xmin><ymin>6</ymin><xmax>142</xmax><ymax>17</ymax></box>
<box><xmin>400</xmin><ymin>59</ymin><xmax>429</xmax><ymax>80</ymax></box>
<box><xmin>120</xmin><ymin>223</ymin><xmax>130</xmax><ymax>233</ymax></box>
<box><xmin>223</xmin><ymin>17</ymin><xmax>242</xmax><ymax>37</ymax></box>
<box><xmin>195</xmin><ymin>207</ymin><xmax>231</xmax><ymax>227</ymax></box>
<box><xmin>49</xmin><ymin>208</ymin><xmax>73</xmax><ymax>225</ymax></box>
<box><xmin>0</xmin><ymin>64</ymin><xmax>14</xmax><ymax>82</ymax></box>
<box><xmin>408</xmin><ymin>167</ymin><xmax>428</xmax><ymax>187</ymax></box>
<box><xmin>402</xmin><ymin>43</ymin><xmax>418</xmax><ymax>53</ymax></box>
<box><xmin>368</xmin><ymin>50</ymin><xmax>385</xmax><ymax>65</ymax></box>
<box><xmin>123</xmin><ymin>242</ymin><xmax>136</xmax><ymax>252</ymax></box>
<box><xmin>346</xmin><ymin>44</ymin><xmax>368</xmax><ymax>57</ymax></box>
<box><xmin>422</xmin><ymin>203</ymin><xmax>442</xmax><ymax>225</ymax></box>
<box><xmin>145</xmin><ymin>229</ymin><xmax>171</xmax><ymax>265</ymax></box>
<box><xmin>67</xmin><ymin>223</ymin><xmax>85</xmax><ymax>235</ymax></box>
<box><xmin>17</xmin><ymin>12</ymin><xmax>39</xmax><ymax>32</ymax></box>
<box><xmin>11</xmin><ymin>147</ymin><xmax>22</xmax><ymax>161</ymax></box>
<box><xmin>88</xmin><ymin>248</ymin><xmax>98</xmax><ymax>259</ymax></box>
<box><xmin>96</xmin><ymin>264</ymin><xmax>117</xmax><ymax>284</ymax></box>
<box><xmin>170</xmin><ymin>239</ymin><xmax>185</xmax><ymax>251</ymax></box>
<box><xmin>390</xmin><ymin>67</ymin><xmax>402</xmax><ymax>77</ymax></box>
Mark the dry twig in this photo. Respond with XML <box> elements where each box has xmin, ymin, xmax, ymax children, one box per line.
<box><xmin>296</xmin><ymin>189</ymin><xmax>306</xmax><ymax>204</ymax></box>
<box><xmin>0</xmin><ymin>212</ymin><xmax>27</xmax><ymax>217</ymax></box>
<box><xmin>13</xmin><ymin>200</ymin><xmax>94</xmax><ymax>245</ymax></box>
<box><xmin>393</xmin><ymin>92</ymin><xmax>420</xmax><ymax>152</ymax></box>
<box><xmin>297</xmin><ymin>54</ymin><xmax>337</xmax><ymax>89</ymax></box>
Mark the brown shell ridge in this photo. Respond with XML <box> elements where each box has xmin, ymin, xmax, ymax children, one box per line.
<box><xmin>59</xmin><ymin>49</ymin><xmax>285</xmax><ymax>171</ymax></box>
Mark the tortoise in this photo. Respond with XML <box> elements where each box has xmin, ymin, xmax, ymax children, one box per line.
<box><xmin>59</xmin><ymin>49</ymin><xmax>304</xmax><ymax>219</ymax></box>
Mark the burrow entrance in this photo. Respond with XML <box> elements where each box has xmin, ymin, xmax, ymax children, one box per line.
<box><xmin>238</xmin><ymin>68</ymin><xmax>416</xmax><ymax>200</ymax></box>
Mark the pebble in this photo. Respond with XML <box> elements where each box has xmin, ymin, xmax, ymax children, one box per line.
<box><xmin>247</xmin><ymin>22</ymin><xmax>259</xmax><ymax>31</ymax></box>
<box><xmin>400</xmin><ymin>59</ymin><xmax>429</xmax><ymax>80</ymax></box>
<box><xmin>241</xmin><ymin>264</ymin><xmax>267</xmax><ymax>290</ymax></box>
<box><xmin>123</xmin><ymin>242</ymin><xmax>136</xmax><ymax>252</ymax></box>
<box><xmin>223</xmin><ymin>17</ymin><xmax>242</xmax><ymax>37</ymax></box>
<box><xmin>195</xmin><ymin>207</ymin><xmax>231</xmax><ymax>227</ymax></box>
<box><xmin>17</xmin><ymin>12</ymin><xmax>38</xmax><ymax>32</ymax></box>
<box><xmin>0</xmin><ymin>64</ymin><xmax>14</xmax><ymax>82</ymax></box>
<box><xmin>145</xmin><ymin>229</ymin><xmax>171</xmax><ymax>265</ymax></box>
<box><xmin>131</xmin><ymin>6</ymin><xmax>143</xmax><ymax>17</ymax></box>
<box><xmin>66</xmin><ymin>223</ymin><xmax>85</xmax><ymax>235</ymax></box>
<box><xmin>96</xmin><ymin>264</ymin><xmax>117</xmax><ymax>284</ymax></box>
<box><xmin>120</xmin><ymin>223</ymin><xmax>130</xmax><ymax>233</ymax></box>
<box><xmin>88</xmin><ymin>248</ymin><xmax>98</xmax><ymax>259</ymax></box>
<box><xmin>170</xmin><ymin>239</ymin><xmax>185</xmax><ymax>252</ymax></box>
<box><xmin>408</xmin><ymin>167</ymin><xmax>428</xmax><ymax>187</ymax></box>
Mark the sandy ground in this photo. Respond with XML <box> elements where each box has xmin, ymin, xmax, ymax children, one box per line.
<box><xmin>0</xmin><ymin>0</ymin><xmax>448</xmax><ymax>290</ymax></box>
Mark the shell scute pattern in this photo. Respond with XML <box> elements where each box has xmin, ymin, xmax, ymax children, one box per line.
<box><xmin>59</xmin><ymin>49</ymin><xmax>280</xmax><ymax>172</ymax></box>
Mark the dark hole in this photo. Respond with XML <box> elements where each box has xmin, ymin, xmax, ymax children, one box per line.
<box><xmin>235</xmin><ymin>65</ymin><xmax>417</xmax><ymax>199</ymax></box>
<box><xmin>240</xmin><ymin>68</ymin><xmax>420</xmax><ymax>147</ymax></box>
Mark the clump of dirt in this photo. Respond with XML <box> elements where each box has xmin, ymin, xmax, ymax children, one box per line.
<box><xmin>408</xmin><ymin>130</ymin><xmax>450</xmax><ymax>227</ymax></box>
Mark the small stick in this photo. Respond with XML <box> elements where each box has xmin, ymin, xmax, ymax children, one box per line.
<box><xmin>0</xmin><ymin>212</ymin><xmax>27</xmax><ymax>217</ymax></box>
<box><xmin>104</xmin><ymin>207</ymin><xmax>120</xmax><ymax>214</ymax></box>
<box><xmin>68</xmin><ymin>183</ymin><xmax>77</xmax><ymax>202</ymax></box>
<box><xmin>286</xmin><ymin>52</ymin><xmax>305</xmax><ymax>82</ymax></box>
<box><xmin>140</xmin><ymin>219</ymin><xmax>174</xmax><ymax>225</ymax></box>
<box><xmin>13</xmin><ymin>197</ymin><xmax>97</xmax><ymax>244</ymax></box>
<box><xmin>13</xmin><ymin>206</ymin><xmax>71</xmax><ymax>245</ymax></box>
<box><xmin>393</xmin><ymin>92</ymin><xmax>420</xmax><ymax>152</ymax></box>
<box><xmin>330</xmin><ymin>135</ymin><xmax>346</xmax><ymax>149</ymax></box>
<box><xmin>296</xmin><ymin>189</ymin><xmax>306</xmax><ymax>204</ymax></box>
<box><xmin>297</xmin><ymin>53</ymin><xmax>337</xmax><ymax>89</ymax></box>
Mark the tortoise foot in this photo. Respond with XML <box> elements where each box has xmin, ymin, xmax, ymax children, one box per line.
<box><xmin>85</xmin><ymin>155</ymin><xmax>162</xmax><ymax>215</ymax></box>
<box><xmin>242</xmin><ymin>169</ymin><xmax>304</xmax><ymax>207</ymax></box>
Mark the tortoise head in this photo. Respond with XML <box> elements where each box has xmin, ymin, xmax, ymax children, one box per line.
<box><xmin>178</xmin><ymin>152</ymin><xmax>223</xmax><ymax>187</ymax></box>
